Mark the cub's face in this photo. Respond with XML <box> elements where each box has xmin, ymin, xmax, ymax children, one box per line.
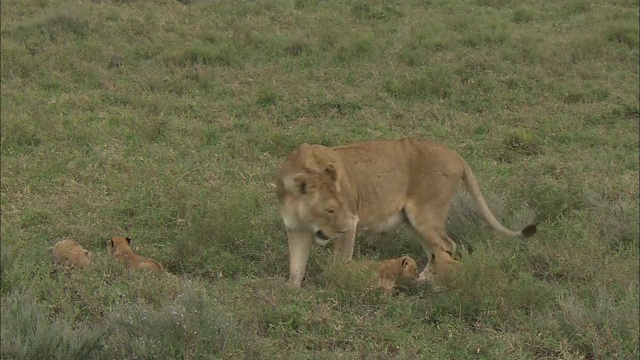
<box><xmin>288</xmin><ymin>170</ymin><xmax>355</xmax><ymax>242</ymax></box>
<box><xmin>83</xmin><ymin>249</ymin><xmax>93</xmax><ymax>263</ymax></box>
<box><xmin>107</xmin><ymin>236</ymin><xmax>132</xmax><ymax>255</ymax></box>
<box><xmin>400</xmin><ymin>256</ymin><xmax>419</xmax><ymax>280</ymax></box>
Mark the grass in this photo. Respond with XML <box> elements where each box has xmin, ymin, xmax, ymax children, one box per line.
<box><xmin>1</xmin><ymin>0</ymin><xmax>638</xmax><ymax>358</ymax></box>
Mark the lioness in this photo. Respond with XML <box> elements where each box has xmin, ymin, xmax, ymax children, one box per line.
<box><xmin>377</xmin><ymin>256</ymin><xmax>419</xmax><ymax>295</ymax></box>
<box><xmin>52</xmin><ymin>239</ymin><xmax>93</xmax><ymax>269</ymax></box>
<box><xmin>275</xmin><ymin>138</ymin><xmax>537</xmax><ymax>287</ymax></box>
<box><xmin>107</xmin><ymin>236</ymin><xmax>163</xmax><ymax>272</ymax></box>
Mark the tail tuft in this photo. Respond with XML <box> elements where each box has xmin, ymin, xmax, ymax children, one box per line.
<box><xmin>521</xmin><ymin>223</ymin><xmax>537</xmax><ymax>237</ymax></box>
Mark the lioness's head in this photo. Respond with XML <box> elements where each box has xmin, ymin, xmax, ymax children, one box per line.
<box><xmin>399</xmin><ymin>256</ymin><xmax>419</xmax><ymax>280</ymax></box>
<box><xmin>107</xmin><ymin>236</ymin><xmax>132</xmax><ymax>255</ymax></box>
<box><xmin>284</xmin><ymin>163</ymin><xmax>355</xmax><ymax>243</ymax></box>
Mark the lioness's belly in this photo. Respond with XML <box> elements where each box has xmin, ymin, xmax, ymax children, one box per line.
<box><xmin>358</xmin><ymin>212</ymin><xmax>405</xmax><ymax>234</ymax></box>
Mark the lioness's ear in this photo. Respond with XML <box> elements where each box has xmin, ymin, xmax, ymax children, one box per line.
<box><xmin>324</xmin><ymin>164</ymin><xmax>338</xmax><ymax>182</ymax></box>
<box><xmin>284</xmin><ymin>173</ymin><xmax>309</xmax><ymax>196</ymax></box>
<box><xmin>125</xmin><ymin>236</ymin><xmax>131</xmax><ymax>244</ymax></box>
<box><xmin>401</xmin><ymin>256</ymin><xmax>409</xmax><ymax>268</ymax></box>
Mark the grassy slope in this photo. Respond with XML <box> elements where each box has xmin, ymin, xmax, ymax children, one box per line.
<box><xmin>1</xmin><ymin>0</ymin><xmax>638</xmax><ymax>358</ymax></box>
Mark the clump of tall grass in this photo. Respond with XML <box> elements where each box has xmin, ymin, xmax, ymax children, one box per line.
<box><xmin>102</xmin><ymin>279</ymin><xmax>240</xmax><ymax>358</ymax></box>
<box><xmin>552</xmin><ymin>287</ymin><xmax>639</xmax><ymax>358</ymax></box>
<box><xmin>1</xmin><ymin>291</ymin><xmax>102</xmax><ymax>360</ymax></box>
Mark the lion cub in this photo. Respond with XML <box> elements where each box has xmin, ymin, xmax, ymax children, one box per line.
<box><xmin>377</xmin><ymin>256</ymin><xmax>419</xmax><ymax>295</ymax></box>
<box><xmin>52</xmin><ymin>239</ymin><xmax>93</xmax><ymax>269</ymax></box>
<box><xmin>107</xmin><ymin>236</ymin><xmax>163</xmax><ymax>272</ymax></box>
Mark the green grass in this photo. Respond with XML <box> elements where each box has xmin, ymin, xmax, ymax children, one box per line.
<box><xmin>1</xmin><ymin>0</ymin><xmax>638</xmax><ymax>358</ymax></box>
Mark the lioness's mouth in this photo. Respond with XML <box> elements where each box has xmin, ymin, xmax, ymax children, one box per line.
<box><xmin>315</xmin><ymin>230</ymin><xmax>330</xmax><ymax>241</ymax></box>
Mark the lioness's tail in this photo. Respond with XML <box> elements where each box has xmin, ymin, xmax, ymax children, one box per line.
<box><xmin>461</xmin><ymin>161</ymin><xmax>537</xmax><ymax>238</ymax></box>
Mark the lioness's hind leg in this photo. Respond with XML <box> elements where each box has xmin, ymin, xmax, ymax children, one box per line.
<box><xmin>404</xmin><ymin>204</ymin><xmax>457</xmax><ymax>282</ymax></box>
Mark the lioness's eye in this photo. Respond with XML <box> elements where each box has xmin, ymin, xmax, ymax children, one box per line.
<box><xmin>326</xmin><ymin>209</ymin><xmax>334</xmax><ymax>214</ymax></box>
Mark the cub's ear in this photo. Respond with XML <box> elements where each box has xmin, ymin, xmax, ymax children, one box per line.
<box><xmin>107</xmin><ymin>239</ymin><xmax>114</xmax><ymax>248</ymax></box>
<box><xmin>125</xmin><ymin>236</ymin><xmax>131</xmax><ymax>244</ymax></box>
<box><xmin>284</xmin><ymin>173</ymin><xmax>310</xmax><ymax>196</ymax></box>
<box><xmin>401</xmin><ymin>256</ymin><xmax>409</xmax><ymax>268</ymax></box>
<box><xmin>324</xmin><ymin>163</ymin><xmax>338</xmax><ymax>182</ymax></box>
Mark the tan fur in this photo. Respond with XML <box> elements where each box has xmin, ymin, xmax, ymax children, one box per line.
<box><xmin>276</xmin><ymin>138</ymin><xmax>537</xmax><ymax>287</ymax></box>
<box><xmin>377</xmin><ymin>256</ymin><xmax>419</xmax><ymax>295</ymax></box>
<box><xmin>107</xmin><ymin>236</ymin><xmax>163</xmax><ymax>272</ymax></box>
<box><xmin>52</xmin><ymin>239</ymin><xmax>93</xmax><ymax>269</ymax></box>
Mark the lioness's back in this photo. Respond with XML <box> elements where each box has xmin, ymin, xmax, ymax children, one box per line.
<box><xmin>331</xmin><ymin>138</ymin><xmax>463</xmax><ymax>173</ymax></box>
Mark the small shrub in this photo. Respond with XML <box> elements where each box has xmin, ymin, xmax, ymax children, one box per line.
<box><xmin>460</xmin><ymin>21</ymin><xmax>510</xmax><ymax>48</ymax></box>
<box><xmin>560</xmin><ymin>0</ymin><xmax>591</xmax><ymax>16</ymax></box>
<box><xmin>293</xmin><ymin>0</ymin><xmax>322</xmax><ymax>10</ymax></box>
<box><xmin>39</xmin><ymin>10</ymin><xmax>90</xmax><ymax>42</ymax></box>
<box><xmin>476</xmin><ymin>0</ymin><xmax>511</xmax><ymax>7</ymax></box>
<box><xmin>586</xmin><ymin>193</ymin><xmax>639</xmax><ymax>252</ymax></box>
<box><xmin>284</xmin><ymin>42</ymin><xmax>305</xmax><ymax>56</ymax></box>
<box><xmin>169</xmin><ymin>189</ymin><xmax>281</xmax><ymax>279</ymax></box>
<box><xmin>385</xmin><ymin>66</ymin><xmax>453</xmax><ymax>100</ymax></box>
<box><xmin>307</xmin><ymin>100</ymin><xmax>362</xmax><ymax>117</ymax></box>
<box><xmin>426</xmin><ymin>251</ymin><xmax>554</xmax><ymax>330</ymax></box>
<box><xmin>1</xmin><ymin>292</ymin><xmax>102</xmax><ymax>360</ymax></box>
<box><xmin>0</xmin><ymin>243</ymin><xmax>16</xmax><ymax>295</ymax></box>
<box><xmin>135</xmin><ymin>117</ymin><xmax>169</xmax><ymax>142</ymax></box>
<box><xmin>181</xmin><ymin>43</ymin><xmax>238</xmax><ymax>67</ymax></box>
<box><xmin>334</xmin><ymin>35</ymin><xmax>375</xmax><ymax>63</ymax></box>
<box><xmin>445</xmin><ymin>191</ymin><xmax>535</xmax><ymax>251</ymax></box>
<box><xmin>512</xmin><ymin>7</ymin><xmax>535</xmax><ymax>24</ymax></box>
<box><xmin>523</xmin><ymin>178</ymin><xmax>585</xmax><ymax>224</ymax></box>
<box><xmin>256</xmin><ymin>84</ymin><xmax>283</xmax><ymax>108</ymax></box>
<box><xmin>103</xmin><ymin>280</ymin><xmax>239</xmax><ymax>358</ymax></box>
<box><xmin>351</xmin><ymin>2</ymin><xmax>402</xmax><ymax>21</ymax></box>
<box><xmin>318</xmin><ymin>260</ymin><xmax>383</xmax><ymax>298</ymax></box>
<box><xmin>605</xmin><ymin>24</ymin><xmax>639</xmax><ymax>49</ymax></box>
<box><xmin>554</xmin><ymin>288</ymin><xmax>639</xmax><ymax>358</ymax></box>
<box><xmin>1</xmin><ymin>115</ymin><xmax>43</xmax><ymax>152</ymax></box>
<box><xmin>496</xmin><ymin>130</ymin><xmax>542</xmax><ymax>163</ymax></box>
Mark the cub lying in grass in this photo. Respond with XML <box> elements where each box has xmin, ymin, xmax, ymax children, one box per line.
<box><xmin>377</xmin><ymin>256</ymin><xmax>419</xmax><ymax>295</ymax></box>
<box><xmin>52</xmin><ymin>239</ymin><xmax>93</xmax><ymax>269</ymax></box>
<box><xmin>107</xmin><ymin>236</ymin><xmax>163</xmax><ymax>272</ymax></box>
<box><xmin>329</xmin><ymin>255</ymin><xmax>421</xmax><ymax>295</ymax></box>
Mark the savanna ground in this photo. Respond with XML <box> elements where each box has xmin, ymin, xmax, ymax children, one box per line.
<box><xmin>1</xmin><ymin>0</ymin><xmax>639</xmax><ymax>358</ymax></box>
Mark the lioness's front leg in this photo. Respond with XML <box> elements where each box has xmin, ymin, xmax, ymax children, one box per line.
<box><xmin>287</xmin><ymin>229</ymin><xmax>313</xmax><ymax>288</ymax></box>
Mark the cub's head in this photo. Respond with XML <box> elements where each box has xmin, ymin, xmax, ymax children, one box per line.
<box><xmin>82</xmin><ymin>249</ymin><xmax>93</xmax><ymax>263</ymax></box>
<box><xmin>399</xmin><ymin>256</ymin><xmax>419</xmax><ymax>280</ymax></box>
<box><xmin>107</xmin><ymin>236</ymin><xmax>132</xmax><ymax>255</ymax></box>
<box><xmin>284</xmin><ymin>163</ymin><xmax>355</xmax><ymax>243</ymax></box>
<box><xmin>74</xmin><ymin>249</ymin><xmax>93</xmax><ymax>268</ymax></box>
